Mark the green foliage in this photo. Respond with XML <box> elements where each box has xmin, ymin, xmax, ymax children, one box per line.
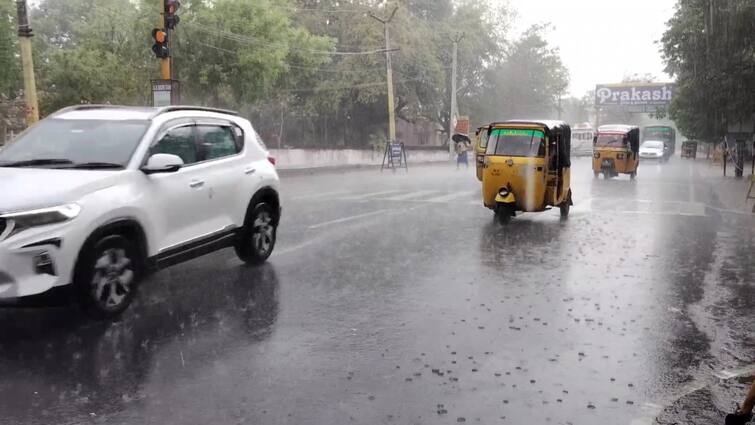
<box><xmin>0</xmin><ymin>2</ymin><xmax>20</xmax><ymax>97</ymax></box>
<box><xmin>661</xmin><ymin>0</ymin><xmax>755</xmax><ymax>140</ymax></box>
<box><xmin>2</xmin><ymin>0</ymin><xmax>570</xmax><ymax>148</ymax></box>
<box><xmin>480</xmin><ymin>24</ymin><xmax>569</xmax><ymax>124</ymax></box>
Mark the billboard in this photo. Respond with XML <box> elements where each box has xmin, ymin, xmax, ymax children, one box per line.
<box><xmin>595</xmin><ymin>83</ymin><xmax>675</xmax><ymax>108</ymax></box>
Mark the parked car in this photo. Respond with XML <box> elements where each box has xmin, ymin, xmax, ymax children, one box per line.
<box><xmin>0</xmin><ymin>105</ymin><xmax>281</xmax><ymax>318</ymax></box>
<box><xmin>639</xmin><ymin>140</ymin><xmax>666</xmax><ymax>160</ymax></box>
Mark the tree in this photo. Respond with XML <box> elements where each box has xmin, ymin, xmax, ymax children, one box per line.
<box><xmin>174</xmin><ymin>0</ymin><xmax>334</xmax><ymax>108</ymax></box>
<box><xmin>480</xmin><ymin>24</ymin><xmax>569</xmax><ymax>123</ymax></box>
<box><xmin>3</xmin><ymin>0</ymin><xmax>568</xmax><ymax>150</ymax></box>
<box><xmin>0</xmin><ymin>2</ymin><xmax>20</xmax><ymax>97</ymax></box>
<box><xmin>661</xmin><ymin>0</ymin><xmax>755</xmax><ymax>141</ymax></box>
<box><xmin>32</xmin><ymin>0</ymin><xmax>155</xmax><ymax>113</ymax></box>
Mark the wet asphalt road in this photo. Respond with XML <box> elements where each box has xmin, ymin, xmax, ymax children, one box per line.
<box><xmin>0</xmin><ymin>157</ymin><xmax>753</xmax><ymax>425</ymax></box>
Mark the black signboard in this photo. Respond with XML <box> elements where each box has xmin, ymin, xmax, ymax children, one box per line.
<box><xmin>381</xmin><ymin>142</ymin><xmax>408</xmax><ymax>172</ymax></box>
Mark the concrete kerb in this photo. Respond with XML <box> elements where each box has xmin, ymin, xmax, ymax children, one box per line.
<box><xmin>694</xmin><ymin>159</ymin><xmax>755</xmax><ymax>214</ymax></box>
<box><xmin>276</xmin><ymin>159</ymin><xmax>452</xmax><ymax>177</ymax></box>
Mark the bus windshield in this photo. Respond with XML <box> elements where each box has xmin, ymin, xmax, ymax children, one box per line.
<box><xmin>486</xmin><ymin>128</ymin><xmax>545</xmax><ymax>157</ymax></box>
<box><xmin>595</xmin><ymin>133</ymin><xmax>627</xmax><ymax>148</ymax></box>
<box><xmin>645</xmin><ymin>128</ymin><xmax>673</xmax><ymax>142</ymax></box>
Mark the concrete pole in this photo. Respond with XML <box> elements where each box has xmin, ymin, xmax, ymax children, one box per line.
<box><xmin>384</xmin><ymin>23</ymin><xmax>396</xmax><ymax>142</ymax></box>
<box><xmin>370</xmin><ymin>6</ymin><xmax>398</xmax><ymax>143</ymax></box>
<box><xmin>16</xmin><ymin>0</ymin><xmax>38</xmax><ymax>125</ymax></box>
<box><xmin>449</xmin><ymin>37</ymin><xmax>459</xmax><ymax>159</ymax></box>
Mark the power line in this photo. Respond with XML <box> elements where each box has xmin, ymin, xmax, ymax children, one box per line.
<box><xmin>270</xmin><ymin>5</ymin><xmax>368</xmax><ymax>14</ymax></box>
<box><xmin>185</xmin><ymin>21</ymin><xmax>390</xmax><ymax>56</ymax></box>
<box><xmin>280</xmin><ymin>77</ymin><xmax>424</xmax><ymax>93</ymax></box>
<box><xmin>190</xmin><ymin>40</ymin><xmax>384</xmax><ymax>74</ymax></box>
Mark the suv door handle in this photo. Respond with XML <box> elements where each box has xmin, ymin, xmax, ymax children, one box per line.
<box><xmin>244</xmin><ymin>167</ymin><xmax>256</xmax><ymax>175</ymax></box>
<box><xmin>189</xmin><ymin>180</ymin><xmax>205</xmax><ymax>188</ymax></box>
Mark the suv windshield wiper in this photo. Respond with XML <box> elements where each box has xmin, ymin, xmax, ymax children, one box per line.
<box><xmin>0</xmin><ymin>158</ymin><xmax>74</xmax><ymax>167</ymax></box>
<box><xmin>65</xmin><ymin>162</ymin><xmax>125</xmax><ymax>170</ymax></box>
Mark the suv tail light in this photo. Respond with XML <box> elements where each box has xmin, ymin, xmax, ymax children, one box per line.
<box><xmin>267</xmin><ymin>156</ymin><xmax>276</xmax><ymax>166</ymax></box>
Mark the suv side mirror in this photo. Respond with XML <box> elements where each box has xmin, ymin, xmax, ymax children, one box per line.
<box><xmin>141</xmin><ymin>153</ymin><xmax>184</xmax><ymax>174</ymax></box>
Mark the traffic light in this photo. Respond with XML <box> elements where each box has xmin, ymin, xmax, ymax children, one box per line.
<box><xmin>151</xmin><ymin>28</ymin><xmax>169</xmax><ymax>59</ymax></box>
<box><xmin>165</xmin><ymin>0</ymin><xmax>181</xmax><ymax>30</ymax></box>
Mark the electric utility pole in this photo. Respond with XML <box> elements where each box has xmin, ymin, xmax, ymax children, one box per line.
<box><xmin>15</xmin><ymin>0</ymin><xmax>38</xmax><ymax>125</ymax></box>
<box><xmin>370</xmin><ymin>6</ymin><xmax>399</xmax><ymax>143</ymax></box>
<box><xmin>449</xmin><ymin>33</ymin><xmax>464</xmax><ymax>159</ymax></box>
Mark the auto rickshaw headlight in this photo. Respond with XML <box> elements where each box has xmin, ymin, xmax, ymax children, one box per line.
<box><xmin>594</xmin><ymin>152</ymin><xmax>600</xmax><ymax>159</ymax></box>
<box><xmin>499</xmin><ymin>188</ymin><xmax>510</xmax><ymax>197</ymax></box>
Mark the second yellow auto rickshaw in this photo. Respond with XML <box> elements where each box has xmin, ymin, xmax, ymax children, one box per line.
<box><xmin>592</xmin><ymin>125</ymin><xmax>640</xmax><ymax>179</ymax></box>
<box><xmin>475</xmin><ymin>120</ymin><xmax>573</xmax><ymax>224</ymax></box>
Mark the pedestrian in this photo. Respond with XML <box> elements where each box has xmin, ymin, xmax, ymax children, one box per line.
<box><xmin>454</xmin><ymin>135</ymin><xmax>470</xmax><ymax>170</ymax></box>
<box><xmin>726</xmin><ymin>377</ymin><xmax>755</xmax><ymax>425</ymax></box>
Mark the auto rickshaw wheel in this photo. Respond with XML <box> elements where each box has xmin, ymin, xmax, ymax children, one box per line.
<box><xmin>593</xmin><ymin>171</ymin><xmax>600</xmax><ymax>179</ymax></box>
<box><xmin>630</xmin><ymin>172</ymin><xmax>637</xmax><ymax>181</ymax></box>
<box><xmin>495</xmin><ymin>204</ymin><xmax>513</xmax><ymax>225</ymax></box>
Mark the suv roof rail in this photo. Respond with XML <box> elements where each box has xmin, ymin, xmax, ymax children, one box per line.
<box><xmin>51</xmin><ymin>104</ymin><xmax>136</xmax><ymax>116</ymax></box>
<box><xmin>154</xmin><ymin>105</ymin><xmax>239</xmax><ymax>117</ymax></box>
<box><xmin>50</xmin><ymin>104</ymin><xmax>240</xmax><ymax>118</ymax></box>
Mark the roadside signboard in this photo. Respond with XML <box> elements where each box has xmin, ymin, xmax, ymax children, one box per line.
<box><xmin>151</xmin><ymin>79</ymin><xmax>181</xmax><ymax>107</ymax></box>
<box><xmin>382</xmin><ymin>141</ymin><xmax>408</xmax><ymax>172</ymax></box>
<box><xmin>595</xmin><ymin>83</ymin><xmax>675</xmax><ymax>111</ymax></box>
<box><xmin>455</xmin><ymin>116</ymin><xmax>470</xmax><ymax>135</ymax></box>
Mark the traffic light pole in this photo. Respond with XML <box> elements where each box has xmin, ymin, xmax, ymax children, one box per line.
<box><xmin>15</xmin><ymin>0</ymin><xmax>39</xmax><ymax>125</ymax></box>
<box><xmin>159</xmin><ymin>0</ymin><xmax>171</xmax><ymax>80</ymax></box>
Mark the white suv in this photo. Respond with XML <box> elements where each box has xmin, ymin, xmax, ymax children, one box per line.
<box><xmin>0</xmin><ymin>105</ymin><xmax>281</xmax><ymax>318</ymax></box>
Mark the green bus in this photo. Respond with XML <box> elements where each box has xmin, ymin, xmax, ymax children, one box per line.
<box><xmin>642</xmin><ymin>126</ymin><xmax>676</xmax><ymax>161</ymax></box>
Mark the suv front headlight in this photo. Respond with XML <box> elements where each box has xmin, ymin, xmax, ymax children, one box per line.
<box><xmin>1</xmin><ymin>203</ymin><xmax>81</xmax><ymax>238</ymax></box>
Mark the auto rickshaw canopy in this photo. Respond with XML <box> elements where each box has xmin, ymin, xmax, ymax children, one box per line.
<box><xmin>486</xmin><ymin>120</ymin><xmax>571</xmax><ymax>168</ymax></box>
<box><xmin>596</xmin><ymin>124</ymin><xmax>640</xmax><ymax>154</ymax></box>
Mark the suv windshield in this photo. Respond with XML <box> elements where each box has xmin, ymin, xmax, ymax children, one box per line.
<box><xmin>486</xmin><ymin>128</ymin><xmax>545</xmax><ymax>157</ymax></box>
<box><xmin>0</xmin><ymin>119</ymin><xmax>149</xmax><ymax>168</ymax></box>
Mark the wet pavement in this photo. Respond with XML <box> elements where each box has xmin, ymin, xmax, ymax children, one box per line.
<box><xmin>0</xmin><ymin>157</ymin><xmax>753</xmax><ymax>425</ymax></box>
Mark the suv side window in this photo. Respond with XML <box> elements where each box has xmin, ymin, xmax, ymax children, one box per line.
<box><xmin>197</xmin><ymin>125</ymin><xmax>242</xmax><ymax>161</ymax></box>
<box><xmin>150</xmin><ymin>125</ymin><xmax>198</xmax><ymax>165</ymax></box>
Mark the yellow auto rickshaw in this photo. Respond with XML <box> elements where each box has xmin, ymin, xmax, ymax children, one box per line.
<box><xmin>592</xmin><ymin>125</ymin><xmax>640</xmax><ymax>179</ymax></box>
<box><xmin>476</xmin><ymin>120</ymin><xmax>573</xmax><ymax>224</ymax></box>
<box><xmin>681</xmin><ymin>140</ymin><xmax>698</xmax><ymax>159</ymax></box>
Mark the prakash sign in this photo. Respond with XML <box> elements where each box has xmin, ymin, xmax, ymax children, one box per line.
<box><xmin>595</xmin><ymin>83</ymin><xmax>675</xmax><ymax>107</ymax></box>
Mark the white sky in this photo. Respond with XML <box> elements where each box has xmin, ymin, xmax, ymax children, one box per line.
<box><xmin>505</xmin><ymin>0</ymin><xmax>677</xmax><ymax>97</ymax></box>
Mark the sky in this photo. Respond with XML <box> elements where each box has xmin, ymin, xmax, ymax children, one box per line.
<box><xmin>504</xmin><ymin>0</ymin><xmax>678</xmax><ymax>97</ymax></box>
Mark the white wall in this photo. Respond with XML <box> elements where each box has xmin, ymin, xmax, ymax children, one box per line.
<box><xmin>268</xmin><ymin>148</ymin><xmax>450</xmax><ymax>170</ymax></box>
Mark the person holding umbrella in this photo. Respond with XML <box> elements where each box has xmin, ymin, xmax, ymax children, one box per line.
<box><xmin>453</xmin><ymin>133</ymin><xmax>471</xmax><ymax>170</ymax></box>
